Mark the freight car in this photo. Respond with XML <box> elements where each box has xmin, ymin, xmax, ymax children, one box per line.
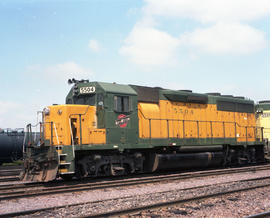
<box><xmin>0</xmin><ymin>129</ymin><xmax>40</xmax><ymax>165</ymax></box>
<box><xmin>256</xmin><ymin>101</ymin><xmax>270</xmax><ymax>154</ymax></box>
<box><xmin>21</xmin><ymin>80</ymin><xmax>265</xmax><ymax>182</ymax></box>
<box><xmin>0</xmin><ymin>128</ymin><xmax>24</xmax><ymax>165</ymax></box>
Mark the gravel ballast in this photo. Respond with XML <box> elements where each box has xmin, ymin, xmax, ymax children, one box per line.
<box><xmin>137</xmin><ymin>186</ymin><xmax>270</xmax><ymax>217</ymax></box>
<box><xmin>0</xmin><ymin>169</ymin><xmax>270</xmax><ymax>217</ymax></box>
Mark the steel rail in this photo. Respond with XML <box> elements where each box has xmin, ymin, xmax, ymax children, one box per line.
<box><xmin>244</xmin><ymin>211</ymin><xmax>270</xmax><ymax>218</ymax></box>
<box><xmin>1</xmin><ymin>164</ymin><xmax>270</xmax><ymax>201</ymax></box>
<box><xmin>85</xmin><ymin>181</ymin><xmax>270</xmax><ymax>218</ymax></box>
<box><xmin>1</xmin><ymin>176</ymin><xmax>270</xmax><ymax>218</ymax></box>
<box><xmin>0</xmin><ymin>169</ymin><xmax>21</xmax><ymax>173</ymax></box>
<box><xmin>0</xmin><ymin>167</ymin><xmax>21</xmax><ymax>182</ymax></box>
<box><xmin>0</xmin><ymin>169</ymin><xmax>21</xmax><ymax>177</ymax></box>
<box><xmin>0</xmin><ymin>166</ymin><xmax>22</xmax><ymax>178</ymax></box>
<box><xmin>1</xmin><ymin>163</ymin><xmax>269</xmax><ymax>190</ymax></box>
<box><xmin>0</xmin><ymin>176</ymin><xmax>19</xmax><ymax>183</ymax></box>
<box><xmin>0</xmin><ymin>165</ymin><xmax>22</xmax><ymax>170</ymax></box>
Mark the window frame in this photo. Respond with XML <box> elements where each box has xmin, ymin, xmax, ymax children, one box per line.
<box><xmin>114</xmin><ymin>95</ymin><xmax>132</xmax><ymax>113</ymax></box>
<box><xmin>73</xmin><ymin>94</ymin><xmax>96</xmax><ymax>106</ymax></box>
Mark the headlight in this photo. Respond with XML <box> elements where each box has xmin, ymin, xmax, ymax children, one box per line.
<box><xmin>43</xmin><ymin>107</ymin><xmax>50</xmax><ymax>116</ymax></box>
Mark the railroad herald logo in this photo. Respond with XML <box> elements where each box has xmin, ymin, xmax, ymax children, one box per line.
<box><xmin>115</xmin><ymin>114</ymin><xmax>130</xmax><ymax>128</ymax></box>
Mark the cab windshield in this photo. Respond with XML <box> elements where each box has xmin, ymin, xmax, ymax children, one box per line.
<box><xmin>73</xmin><ymin>94</ymin><xmax>96</xmax><ymax>106</ymax></box>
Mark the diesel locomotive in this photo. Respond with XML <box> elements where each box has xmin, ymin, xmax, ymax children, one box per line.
<box><xmin>256</xmin><ymin>101</ymin><xmax>270</xmax><ymax>154</ymax></box>
<box><xmin>21</xmin><ymin>79</ymin><xmax>265</xmax><ymax>182</ymax></box>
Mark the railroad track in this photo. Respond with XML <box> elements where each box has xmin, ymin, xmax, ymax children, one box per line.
<box><xmin>0</xmin><ymin>167</ymin><xmax>21</xmax><ymax>176</ymax></box>
<box><xmin>0</xmin><ymin>169</ymin><xmax>21</xmax><ymax>176</ymax></box>
<box><xmin>245</xmin><ymin>211</ymin><xmax>270</xmax><ymax>218</ymax></box>
<box><xmin>0</xmin><ymin>165</ymin><xmax>22</xmax><ymax>170</ymax></box>
<box><xmin>0</xmin><ymin>176</ymin><xmax>19</xmax><ymax>183</ymax></box>
<box><xmin>1</xmin><ymin>173</ymin><xmax>270</xmax><ymax>217</ymax></box>
<box><xmin>0</xmin><ymin>164</ymin><xmax>270</xmax><ymax>201</ymax></box>
<box><xmin>0</xmin><ymin>166</ymin><xmax>22</xmax><ymax>182</ymax></box>
<box><xmin>87</xmin><ymin>177</ymin><xmax>270</xmax><ymax>218</ymax></box>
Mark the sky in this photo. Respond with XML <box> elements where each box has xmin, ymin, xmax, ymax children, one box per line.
<box><xmin>1</xmin><ymin>0</ymin><xmax>270</xmax><ymax>128</ymax></box>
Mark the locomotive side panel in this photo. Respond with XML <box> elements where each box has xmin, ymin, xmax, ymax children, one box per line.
<box><xmin>138</xmin><ymin>94</ymin><xmax>257</xmax><ymax>145</ymax></box>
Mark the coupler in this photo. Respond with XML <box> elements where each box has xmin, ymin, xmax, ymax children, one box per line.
<box><xmin>20</xmin><ymin>144</ymin><xmax>59</xmax><ymax>182</ymax></box>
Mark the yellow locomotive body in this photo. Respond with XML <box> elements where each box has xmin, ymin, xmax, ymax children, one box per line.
<box><xmin>43</xmin><ymin>105</ymin><xmax>106</xmax><ymax>146</ymax></box>
<box><xmin>256</xmin><ymin>101</ymin><xmax>270</xmax><ymax>153</ymax></box>
<box><xmin>139</xmin><ymin>100</ymin><xmax>257</xmax><ymax>142</ymax></box>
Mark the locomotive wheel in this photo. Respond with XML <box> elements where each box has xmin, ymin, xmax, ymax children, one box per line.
<box><xmin>75</xmin><ymin>163</ymin><xmax>85</xmax><ymax>179</ymax></box>
<box><xmin>60</xmin><ymin>174</ymin><xmax>74</xmax><ymax>181</ymax></box>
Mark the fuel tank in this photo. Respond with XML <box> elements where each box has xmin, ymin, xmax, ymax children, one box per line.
<box><xmin>149</xmin><ymin>152</ymin><xmax>224</xmax><ymax>172</ymax></box>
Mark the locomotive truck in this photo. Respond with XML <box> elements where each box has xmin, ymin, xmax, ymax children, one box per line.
<box><xmin>21</xmin><ymin>79</ymin><xmax>265</xmax><ymax>182</ymax></box>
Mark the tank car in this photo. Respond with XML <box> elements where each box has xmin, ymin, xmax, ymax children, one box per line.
<box><xmin>21</xmin><ymin>80</ymin><xmax>265</xmax><ymax>182</ymax></box>
<box><xmin>0</xmin><ymin>129</ymin><xmax>40</xmax><ymax>165</ymax></box>
<box><xmin>0</xmin><ymin>128</ymin><xmax>25</xmax><ymax>165</ymax></box>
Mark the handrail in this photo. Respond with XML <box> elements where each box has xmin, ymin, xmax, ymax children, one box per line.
<box><xmin>53</xmin><ymin>123</ymin><xmax>60</xmax><ymax>145</ymax></box>
<box><xmin>138</xmin><ymin>109</ymin><xmax>263</xmax><ymax>143</ymax></box>
<box><xmin>26</xmin><ymin>122</ymin><xmax>60</xmax><ymax>146</ymax></box>
<box><xmin>138</xmin><ymin>109</ymin><xmax>257</xmax><ymax>128</ymax></box>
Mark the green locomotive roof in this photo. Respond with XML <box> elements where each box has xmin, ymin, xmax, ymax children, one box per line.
<box><xmin>161</xmin><ymin>89</ymin><xmax>208</xmax><ymax>104</ymax></box>
<box><xmin>207</xmin><ymin>95</ymin><xmax>253</xmax><ymax>105</ymax></box>
<box><xmin>98</xmin><ymin>82</ymin><xmax>137</xmax><ymax>95</ymax></box>
<box><xmin>66</xmin><ymin>80</ymin><xmax>254</xmax><ymax>109</ymax></box>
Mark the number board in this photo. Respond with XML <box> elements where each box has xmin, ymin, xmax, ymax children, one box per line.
<box><xmin>80</xmin><ymin>86</ymin><xmax>96</xmax><ymax>94</ymax></box>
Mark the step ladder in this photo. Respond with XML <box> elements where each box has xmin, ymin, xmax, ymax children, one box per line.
<box><xmin>56</xmin><ymin>146</ymin><xmax>74</xmax><ymax>175</ymax></box>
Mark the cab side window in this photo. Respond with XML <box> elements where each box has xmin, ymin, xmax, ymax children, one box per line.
<box><xmin>114</xmin><ymin>96</ymin><xmax>132</xmax><ymax>113</ymax></box>
<box><xmin>97</xmin><ymin>93</ymin><xmax>104</xmax><ymax>107</ymax></box>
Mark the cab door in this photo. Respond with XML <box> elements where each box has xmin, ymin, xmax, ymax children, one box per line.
<box><xmin>108</xmin><ymin>94</ymin><xmax>138</xmax><ymax>146</ymax></box>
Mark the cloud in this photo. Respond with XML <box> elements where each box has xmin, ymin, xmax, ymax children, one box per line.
<box><xmin>144</xmin><ymin>0</ymin><xmax>270</xmax><ymax>23</ymax></box>
<box><xmin>0</xmin><ymin>101</ymin><xmax>19</xmax><ymax>116</ymax></box>
<box><xmin>88</xmin><ymin>39</ymin><xmax>100</xmax><ymax>52</ymax></box>
<box><xmin>180</xmin><ymin>22</ymin><xmax>267</xmax><ymax>55</ymax></box>
<box><xmin>43</xmin><ymin>61</ymin><xmax>93</xmax><ymax>80</ymax></box>
<box><xmin>20</xmin><ymin>62</ymin><xmax>93</xmax><ymax>128</ymax></box>
<box><xmin>27</xmin><ymin>62</ymin><xmax>94</xmax><ymax>84</ymax></box>
<box><xmin>0</xmin><ymin>101</ymin><xmax>32</xmax><ymax>128</ymax></box>
<box><xmin>119</xmin><ymin>25</ymin><xmax>180</xmax><ymax>66</ymax></box>
<box><xmin>120</xmin><ymin>0</ymin><xmax>270</xmax><ymax>66</ymax></box>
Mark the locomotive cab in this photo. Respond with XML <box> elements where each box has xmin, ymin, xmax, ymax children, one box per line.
<box><xmin>21</xmin><ymin>80</ymin><xmax>140</xmax><ymax>181</ymax></box>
